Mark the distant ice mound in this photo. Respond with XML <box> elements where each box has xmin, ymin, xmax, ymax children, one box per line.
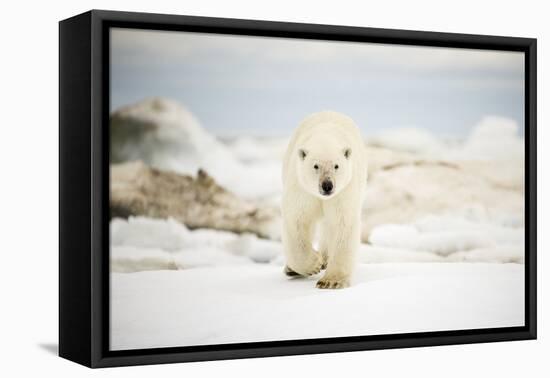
<box><xmin>110</xmin><ymin>98</ymin><xmax>281</xmax><ymax>199</ymax></box>
<box><xmin>368</xmin><ymin>127</ymin><xmax>444</xmax><ymax>155</ymax></box>
<box><xmin>367</xmin><ymin>116</ymin><xmax>524</xmax><ymax>162</ymax></box>
<box><xmin>453</xmin><ymin>116</ymin><xmax>525</xmax><ymax>161</ymax></box>
<box><xmin>111</xmin><ymin>97</ymin><xmax>238</xmax><ymax>176</ymax></box>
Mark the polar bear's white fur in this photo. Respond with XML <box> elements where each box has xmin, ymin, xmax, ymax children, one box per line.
<box><xmin>282</xmin><ymin>111</ymin><xmax>367</xmax><ymax>289</ymax></box>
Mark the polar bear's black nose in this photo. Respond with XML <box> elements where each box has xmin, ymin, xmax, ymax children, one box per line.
<box><xmin>321</xmin><ymin>180</ymin><xmax>333</xmax><ymax>194</ymax></box>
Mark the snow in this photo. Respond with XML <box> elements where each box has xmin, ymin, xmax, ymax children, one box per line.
<box><xmin>110</xmin><ymin>263</ymin><xmax>524</xmax><ymax>350</ymax></box>
<box><xmin>369</xmin><ymin>214</ymin><xmax>523</xmax><ymax>261</ymax></box>
<box><xmin>110</xmin><ymin>217</ymin><xmax>281</xmax><ymax>273</ymax></box>
<box><xmin>111</xmin><ymin>217</ymin><xmax>191</xmax><ymax>252</ymax></box>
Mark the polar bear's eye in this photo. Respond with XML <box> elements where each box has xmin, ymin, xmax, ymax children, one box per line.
<box><xmin>313</xmin><ymin>164</ymin><xmax>319</xmax><ymax>170</ymax></box>
<box><xmin>334</xmin><ymin>164</ymin><xmax>339</xmax><ymax>170</ymax></box>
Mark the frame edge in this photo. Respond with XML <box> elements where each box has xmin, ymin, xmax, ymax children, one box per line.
<box><xmin>59</xmin><ymin>11</ymin><xmax>94</xmax><ymax>368</ymax></box>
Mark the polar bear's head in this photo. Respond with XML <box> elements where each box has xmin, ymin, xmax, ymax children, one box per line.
<box><xmin>296</xmin><ymin>137</ymin><xmax>353</xmax><ymax>200</ymax></box>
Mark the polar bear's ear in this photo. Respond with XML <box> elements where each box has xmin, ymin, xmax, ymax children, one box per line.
<box><xmin>298</xmin><ymin>149</ymin><xmax>308</xmax><ymax>160</ymax></box>
<box><xmin>344</xmin><ymin>148</ymin><xmax>352</xmax><ymax>159</ymax></box>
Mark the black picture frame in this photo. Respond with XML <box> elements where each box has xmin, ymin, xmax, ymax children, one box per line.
<box><xmin>59</xmin><ymin>9</ymin><xmax>537</xmax><ymax>368</ymax></box>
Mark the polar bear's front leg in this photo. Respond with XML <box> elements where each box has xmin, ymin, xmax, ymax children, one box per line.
<box><xmin>282</xmin><ymin>218</ymin><xmax>323</xmax><ymax>276</ymax></box>
<box><xmin>317</xmin><ymin>199</ymin><xmax>360</xmax><ymax>289</ymax></box>
<box><xmin>282</xmin><ymin>201</ymin><xmax>323</xmax><ymax>277</ymax></box>
<box><xmin>318</xmin><ymin>219</ymin><xmax>330</xmax><ymax>270</ymax></box>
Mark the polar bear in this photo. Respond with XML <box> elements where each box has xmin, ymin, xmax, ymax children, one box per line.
<box><xmin>282</xmin><ymin>111</ymin><xmax>367</xmax><ymax>289</ymax></box>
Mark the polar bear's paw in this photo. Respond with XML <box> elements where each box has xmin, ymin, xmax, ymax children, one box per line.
<box><xmin>285</xmin><ymin>253</ymin><xmax>324</xmax><ymax>277</ymax></box>
<box><xmin>283</xmin><ymin>265</ymin><xmax>301</xmax><ymax>277</ymax></box>
<box><xmin>316</xmin><ymin>275</ymin><xmax>350</xmax><ymax>289</ymax></box>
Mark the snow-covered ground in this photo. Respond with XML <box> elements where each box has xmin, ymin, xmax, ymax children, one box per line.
<box><xmin>110</xmin><ymin>217</ymin><xmax>524</xmax><ymax>350</ymax></box>
<box><xmin>111</xmin><ymin>263</ymin><xmax>524</xmax><ymax>350</ymax></box>
<box><xmin>109</xmin><ymin>98</ymin><xmax>526</xmax><ymax>351</ymax></box>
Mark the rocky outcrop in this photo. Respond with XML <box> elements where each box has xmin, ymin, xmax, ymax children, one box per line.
<box><xmin>110</xmin><ymin>161</ymin><xmax>281</xmax><ymax>239</ymax></box>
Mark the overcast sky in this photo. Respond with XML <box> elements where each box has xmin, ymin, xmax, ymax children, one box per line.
<box><xmin>110</xmin><ymin>28</ymin><xmax>524</xmax><ymax>138</ymax></box>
